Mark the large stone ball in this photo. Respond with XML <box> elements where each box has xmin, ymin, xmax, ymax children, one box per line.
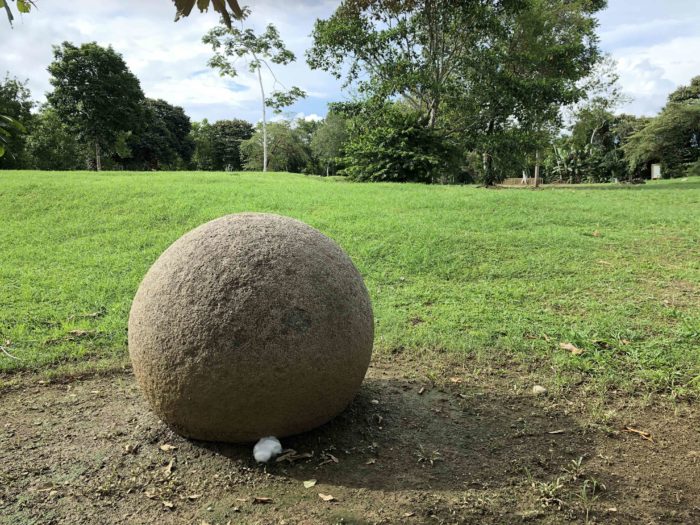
<box><xmin>128</xmin><ymin>213</ymin><xmax>374</xmax><ymax>443</ymax></box>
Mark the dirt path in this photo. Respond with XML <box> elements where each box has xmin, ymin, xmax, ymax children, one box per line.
<box><xmin>1</xmin><ymin>360</ymin><xmax>698</xmax><ymax>524</ymax></box>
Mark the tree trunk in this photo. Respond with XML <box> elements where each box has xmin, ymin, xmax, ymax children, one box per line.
<box><xmin>482</xmin><ymin>120</ymin><xmax>495</xmax><ymax>185</ymax></box>
<box><xmin>326</xmin><ymin>165</ymin><xmax>329</xmax><ymax>177</ymax></box>
<box><xmin>482</xmin><ymin>152</ymin><xmax>493</xmax><ymax>186</ymax></box>
<box><xmin>534</xmin><ymin>149</ymin><xmax>540</xmax><ymax>188</ymax></box>
<box><xmin>95</xmin><ymin>141</ymin><xmax>102</xmax><ymax>171</ymax></box>
<box><xmin>256</xmin><ymin>66</ymin><xmax>268</xmax><ymax>172</ymax></box>
<box><xmin>427</xmin><ymin>97</ymin><xmax>439</xmax><ymax>128</ymax></box>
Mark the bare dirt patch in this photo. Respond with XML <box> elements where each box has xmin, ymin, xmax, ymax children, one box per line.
<box><xmin>1</xmin><ymin>358</ymin><xmax>698</xmax><ymax>524</ymax></box>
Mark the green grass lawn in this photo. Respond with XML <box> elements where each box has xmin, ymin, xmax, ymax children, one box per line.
<box><xmin>1</xmin><ymin>171</ymin><xmax>699</xmax><ymax>396</ymax></box>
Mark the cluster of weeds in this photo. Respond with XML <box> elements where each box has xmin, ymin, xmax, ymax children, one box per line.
<box><xmin>527</xmin><ymin>457</ymin><xmax>607</xmax><ymax>523</ymax></box>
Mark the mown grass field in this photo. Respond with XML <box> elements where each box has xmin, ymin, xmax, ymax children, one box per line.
<box><xmin>1</xmin><ymin>171</ymin><xmax>699</xmax><ymax>397</ymax></box>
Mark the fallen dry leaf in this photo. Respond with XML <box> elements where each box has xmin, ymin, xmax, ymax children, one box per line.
<box><xmin>365</xmin><ymin>458</ymin><xmax>376</xmax><ymax>465</ymax></box>
<box><xmin>162</xmin><ymin>501</ymin><xmax>174</xmax><ymax>510</ymax></box>
<box><xmin>592</xmin><ymin>230</ymin><xmax>601</xmax><ymax>237</ymax></box>
<box><xmin>318</xmin><ymin>493</ymin><xmax>336</xmax><ymax>502</ymax></box>
<box><xmin>403</xmin><ymin>512</ymin><xmax>416</xmax><ymax>518</ymax></box>
<box><xmin>559</xmin><ymin>342</ymin><xmax>584</xmax><ymax>355</ymax></box>
<box><xmin>418</xmin><ymin>387</ymin><xmax>426</xmax><ymax>395</ymax></box>
<box><xmin>163</xmin><ymin>459</ymin><xmax>174</xmax><ymax>478</ymax></box>
<box><xmin>548</xmin><ymin>430</ymin><xmax>565</xmax><ymax>435</ymax></box>
<box><xmin>253</xmin><ymin>497</ymin><xmax>273</xmax><ymax>504</ymax></box>
<box><xmin>187</xmin><ymin>494</ymin><xmax>202</xmax><ymax>500</ymax></box>
<box><xmin>449</xmin><ymin>377</ymin><xmax>463</xmax><ymax>384</ymax></box>
<box><xmin>303</xmin><ymin>479</ymin><xmax>317</xmax><ymax>489</ymax></box>
<box><xmin>159</xmin><ymin>444</ymin><xmax>177</xmax><ymax>452</ymax></box>
<box><xmin>144</xmin><ymin>489</ymin><xmax>157</xmax><ymax>499</ymax></box>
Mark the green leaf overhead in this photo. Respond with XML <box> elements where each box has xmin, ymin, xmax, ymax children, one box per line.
<box><xmin>173</xmin><ymin>0</ymin><xmax>243</xmax><ymax>28</ymax></box>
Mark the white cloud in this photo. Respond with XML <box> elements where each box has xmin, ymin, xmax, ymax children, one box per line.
<box><xmin>598</xmin><ymin>1</ymin><xmax>700</xmax><ymax>116</ymax></box>
<box><xmin>2</xmin><ymin>0</ymin><xmax>700</xmax><ymax>123</ymax></box>
<box><xmin>0</xmin><ymin>0</ymin><xmax>342</xmax><ymax>123</ymax></box>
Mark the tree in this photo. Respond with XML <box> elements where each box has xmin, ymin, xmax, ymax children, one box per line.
<box><xmin>190</xmin><ymin>119</ymin><xmax>216</xmax><ymax>170</ymax></box>
<box><xmin>311</xmin><ymin>113</ymin><xmax>349</xmax><ymax>176</ymax></box>
<box><xmin>190</xmin><ymin>118</ymin><xmax>254</xmax><ymax>171</ymax></box>
<box><xmin>307</xmin><ymin>0</ymin><xmax>512</xmax><ymax>129</ymax></box>
<box><xmin>624</xmin><ymin>99</ymin><xmax>700</xmax><ymax>178</ymax></box>
<box><xmin>210</xmin><ymin>119</ymin><xmax>254</xmax><ymax>170</ymax></box>
<box><xmin>124</xmin><ymin>98</ymin><xmax>194</xmax><ymax>170</ymax></box>
<box><xmin>203</xmin><ymin>10</ymin><xmax>306</xmax><ymax>172</ymax></box>
<box><xmin>240</xmin><ymin>120</ymin><xmax>309</xmax><ymax>172</ymax></box>
<box><xmin>308</xmin><ymin>0</ymin><xmax>606</xmax><ymax>184</ymax></box>
<box><xmin>47</xmin><ymin>42</ymin><xmax>145</xmax><ymax>170</ymax></box>
<box><xmin>458</xmin><ymin>0</ymin><xmax>606</xmax><ymax>185</ymax></box>
<box><xmin>25</xmin><ymin>105</ymin><xmax>83</xmax><ymax>170</ymax></box>
<box><xmin>667</xmin><ymin>75</ymin><xmax>700</xmax><ymax>105</ymax></box>
<box><xmin>0</xmin><ymin>74</ymin><xmax>32</xmax><ymax>165</ymax></box>
<box><xmin>340</xmin><ymin>103</ymin><xmax>459</xmax><ymax>183</ymax></box>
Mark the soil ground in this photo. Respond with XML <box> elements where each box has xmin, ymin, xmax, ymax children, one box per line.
<box><xmin>1</xmin><ymin>357</ymin><xmax>698</xmax><ymax>525</ymax></box>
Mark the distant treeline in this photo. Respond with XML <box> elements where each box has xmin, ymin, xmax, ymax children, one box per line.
<box><xmin>2</xmin><ymin>0</ymin><xmax>699</xmax><ymax>183</ymax></box>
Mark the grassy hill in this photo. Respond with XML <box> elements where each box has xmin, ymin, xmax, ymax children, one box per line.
<box><xmin>1</xmin><ymin>171</ymin><xmax>698</xmax><ymax>396</ymax></box>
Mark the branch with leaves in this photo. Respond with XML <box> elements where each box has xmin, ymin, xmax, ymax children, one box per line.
<box><xmin>0</xmin><ymin>114</ymin><xmax>26</xmax><ymax>158</ymax></box>
<box><xmin>1</xmin><ymin>0</ymin><xmax>35</xmax><ymax>26</ymax></box>
<box><xmin>173</xmin><ymin>0</ymin><xmax>243</xmax><ymax>28</ymax></box>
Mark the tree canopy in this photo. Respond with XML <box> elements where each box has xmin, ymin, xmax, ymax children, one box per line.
<box><xmin>308</xmin><ymin>0</ymin><xmax>607</xmax><ymax>183</ymax></box>
<box><xmin>624</xmin><ymin>79</ymin><xmax>700</xmax><ymax>178</ymax></box>
<box><xmin>47</xmin><ymin>42</ymin><xmax>145</xmax><ymax>170</ymax></box>
<box><xmin>0</xmin><ymin>75</ymin><xmax>32</xmax><ymax>164</ymax></box>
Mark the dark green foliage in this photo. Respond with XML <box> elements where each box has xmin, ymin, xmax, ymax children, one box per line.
<box><xmin>240</xmin><ymin>121</ymin><xmax>309</xmax><ymax>172</ymax></box>
<box><xmin>210</xmin><ymin>119</ymin><xmax>254</xmax><ymax>170</ymax></box>
<box><xmin>0</xmin><ymin>75</ymin><xmax>33</xmax><ymax>166</ymax></box>
<box><xmin>341</xmin><ymin>106</ymin><xmax>459</xmax><ymax>183</ymax></box>
<box><xmin>25</xmin><ymin>106</ymin><xmax>84</xmax><ymax>170</ymax></box>
<box><xmin>309</xmin><ymin>0</ymin><xmax>605</xmax><ymax>184</ymax></box>
<box><xmin>122</xmin><ymin>99</ymin><xmax>194</xmax><ymax>170</ymax></box>
<box><xmin>549</xmin><ymin>111</ymin><xmax>645</xmax><ymax>183</ymax></box>
<box><xmin>47</xmin><ymin>42</ymin><xmax>145</xmax><ymax>170</ymax></box>
<box><xmin>686</xmin><ymin>159</ymin><xmax>700</xmax><ymax>177</ymax></box>
<box><xmin>190</xmin><ymin>119</ymin><xmax>254</xmax><ymax>171</ymax></box>
<box><xmin>624</xmin><ymin>77</ymin><xmax>700</xmax><ymax>178</ymax></box>
<box><xmin>310</xmin><ymin>113</ymin><xmax>349</xmax><ymax>176</ymax></box>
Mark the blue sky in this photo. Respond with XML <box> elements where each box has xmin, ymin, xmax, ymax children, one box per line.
<box><xmin>1</xmin><ymin>0</ymin><xmax>699</xmax><ymax>123</ymax></box>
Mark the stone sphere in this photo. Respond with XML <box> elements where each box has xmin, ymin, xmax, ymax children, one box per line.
<box><xmin>128</xmin><ymin>213</ymin><xmax>374</xmax><ymax>443</ymax></box>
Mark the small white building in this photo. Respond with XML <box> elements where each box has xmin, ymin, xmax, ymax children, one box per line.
<box><xmin>651</xmin><ymin>163</ymin><xmax>662</xmax><ymax>179</ymax></box>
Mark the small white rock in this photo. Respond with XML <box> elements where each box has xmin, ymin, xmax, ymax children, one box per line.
<box><xmin>532</xmin><ymin>385</ymin><xmax>548</xmax><ymax>396</ymax></box>
<box><xmin>253</xmin><ymin>436</ymin><xmax>282</xmax><ymax>463</ymax></box>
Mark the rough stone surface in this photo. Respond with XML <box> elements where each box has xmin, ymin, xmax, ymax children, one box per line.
<box><xmin>128</xmin><ymin>213</ymin><xmax>374</xmax><ymax>443</ymax></box>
